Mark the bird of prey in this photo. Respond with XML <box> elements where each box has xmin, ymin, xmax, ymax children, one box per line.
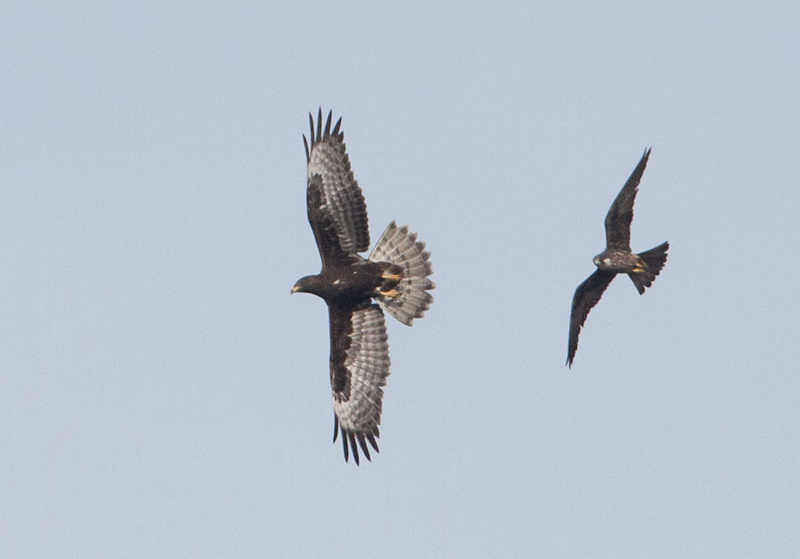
<box><xmin>567</xmin><ymin>148</ymin><xmax>668</xmax><ymax>367</ymax></box>
<box><xmin>292</xmin><ymin>109</ymin><xmax>435</xmax><ymax>464</ymax></box>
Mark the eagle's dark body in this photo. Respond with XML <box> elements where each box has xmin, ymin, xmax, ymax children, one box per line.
<box><xmin>567</xmin><ymin>148</ymin><xmax>669</xmax><ymax>367</ymax></box>
<box><xmin>292</xmin><ymin>110</ymin><xmax>434</xmax><ymax>464</ymax></box>
<box><xmin>294</xmin><ymin>260</ymin><xmax>401</xmax><ymax>305</ymax></box>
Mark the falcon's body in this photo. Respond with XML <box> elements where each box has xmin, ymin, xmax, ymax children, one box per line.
<box><xmin>567</xmin><ymin>148</ymin><xmax>669</xmax><ymax>367</ymax></box>
<box><xmin>292</xmin><ymin>109</ymin><xmax>434</xmax><ymax>464</ymax></box>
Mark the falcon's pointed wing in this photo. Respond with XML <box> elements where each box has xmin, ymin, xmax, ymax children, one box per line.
<box><xmin>328</xmin><ymin>303</ymin><xmax>389</xmax><ymax>465</ymax></box>
<box><xmin>567</xmin><ymin>269</ymin><xmax>616</xmax><ymax>367</ymax></box>
<box><xmin>604</xmin><ymin>148</ymin><xmax>651</xmax><ymax>250</ymax></box>
<box><xmin>304</xmin><ymin>109</ymin><xmax>370</xmax><ymax>265</ymax></box>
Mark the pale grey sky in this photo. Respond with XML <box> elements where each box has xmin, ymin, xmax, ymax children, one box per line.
<box><xmin>1</xmin><ymin>2</ymin><xmax>798</xmax><ymax>557</ymax></box>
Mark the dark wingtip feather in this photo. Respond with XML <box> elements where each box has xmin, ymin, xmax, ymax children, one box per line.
<box><xmin>303</xmin><ymin>135</ymin><xmax>310</xmax><ymax>163</ymax></box>
<box><xmin>566</xmin><ymin>344</ymin><xmax>577</xmax><ymax>368</ymax></box>
<box><xmin>323</xmin><ymin>110</ymin><xmax>332</xmax><ymax>139</ymax></box>
<box><xmin>357</xmin><ymin>433</ymin><xmax>371</xmax><ymax>462</ymax></box>
<box><xmin>316</xmin><ymin>108</ymin><xmax>322</xmax><ymax>143</ymax></box>
<box><xmin>332</xmin><ymin>416</ymin><xmax>381</xmax><ymax>465</ymax></box>
<box><xmin>349</xmin><ymin>432</ymin><xmax>360</xmax><ymax>466</ymax></box>
<box><xmin>366</xmin><ymin>432</ymin><xmax>379</xmax><ymax>453</ymax></box>
<box><xmin>342</xmin><ymin>428</ymin><xmax>349</xmax><ymax>462</ymax></box>
<box><xmin>332</xmin><ymin>116</ymin><xmax>342</xmax><ymax>137</ymax></box>
<box><xmin>307</xmin><ymin>113</ymin><xmax>315</xmax><ymax>149</ymax></box>
<box><xmin>636</xmin><ymin>147</ymin><xmax>652</xmax><ymax>179</ymax></box>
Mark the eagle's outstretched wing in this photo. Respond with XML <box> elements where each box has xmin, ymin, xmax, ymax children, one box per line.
<box><xmin>604</xmin><ymin>148</ymin><xmax>651</xmax><ymax>250</ymax></box>
<box><xmin>567</xmin><ymin>269</ymin><xmax>616</xmax><ymax>367</ymax></box>
<box><xmin>328</xmin><ymin>303</ymin><xmax>389</xmax><ymax>465</ymax></box>
<box><xmin>304</xmin><ymin>109</ymin><xmax>370</xmax><ymax>265</ymax></box>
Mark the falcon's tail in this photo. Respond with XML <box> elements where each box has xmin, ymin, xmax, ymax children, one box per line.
<box><xmin>369</xmin><ymin>221</ymin><xmax>435</xmax><ymax>326</ymax></box>
<box><xmin>628</xmin><ymin>241</ymin><xmax>669</xmax><ymax>295</ymax></box>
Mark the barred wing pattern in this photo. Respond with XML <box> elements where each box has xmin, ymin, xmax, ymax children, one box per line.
<box><xmin>329</xmin><ymin>303</ymin><xmax>389</xmax><ymax>465</ymax></box>
<box><xmin>304</xmin><ymin>109</ymin><xmax>370</xmax><ymax>263</ymax></box>
<box><xmin>605</xmin><ymin>148</ymin><xmax>651</xmax><ymax>250</ymax></box>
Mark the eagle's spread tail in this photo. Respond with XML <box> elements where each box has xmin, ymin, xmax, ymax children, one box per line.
<box><xmin>628</xmin><ymin>241</ymin><xmax>669</xmax><ymax>294</ymax></box>
<box><xmin>369</xmin><ymin>221</ymin><xmax>435</xmax><ymax>325</ymax></box>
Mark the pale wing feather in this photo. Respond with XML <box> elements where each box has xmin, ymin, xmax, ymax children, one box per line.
<box><xmin>306</xmin><ymin>110</ymin><xmax>370</xmax><ymax>258</ymax></box>
<box><xmin>330</xmin><ymin>304</ymin><xmax>389</xmax><ymax>463</ymax></box>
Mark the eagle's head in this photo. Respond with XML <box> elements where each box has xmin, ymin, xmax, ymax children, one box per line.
<box><xmin>291</xmin><ymin>275</ymin><xmax>324</xmax><ymax>297</ymax></box>
<box><xmin>291</xmin><ymin>276</ymin><xmax>310</xmax><ymax>294</ymax></box>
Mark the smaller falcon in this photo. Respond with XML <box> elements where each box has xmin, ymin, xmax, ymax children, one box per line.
<box><xmin>567</xmin><ymin>148</ymin><xmax>669</xmax><ymax>368</ymax></box>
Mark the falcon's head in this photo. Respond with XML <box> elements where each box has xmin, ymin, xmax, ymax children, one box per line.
<box><xmin>593</xmin><ymin>254</ymin><xmax>612</xmax><ymax>270</ymax></box>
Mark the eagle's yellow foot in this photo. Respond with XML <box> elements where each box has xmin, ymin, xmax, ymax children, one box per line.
<box><xmin>380</xmin><ymin>288</ymin><xmax>401</xmax><ymax>299</ymax></box>
<box><xmin>632</xmin><ymin>263</ymin><xmax>646</xmax><ymax>273</ymax></box>
<box><xmin>381</xmin><ymin>272</ymin><xmax>402</xmax><ymax>281</ymax></box>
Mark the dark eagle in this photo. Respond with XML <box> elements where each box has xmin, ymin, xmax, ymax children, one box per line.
<box><xmin>292</xmin><ymin>109</ymin><xmax>435</xmax><ymax>465</ymax></box>
<box><xmin>567</xmin><ymin>148</ymin><xmax>669</xmax><ymax>367</ymax></box>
